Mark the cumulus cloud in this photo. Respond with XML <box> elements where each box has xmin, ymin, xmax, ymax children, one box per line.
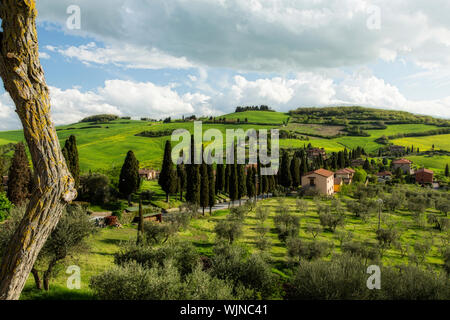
<box><xmin>36</xmin><ymin>0</ymin><xmax>450</xmax><ymax>71</ymax></box>
<box><xmin>220</xmin><ymin>71</ymin><xmax>450</xmax><ymax>118</ymax></box>
<box><xmin>48</xmin><ymin>42</ymin><xmax>194</xmax><ymax>70</ymax></box>
<box><xmin>0</xmin><ymin>80</ymin><xmax>218</xmax><ymax>131</ymax></box>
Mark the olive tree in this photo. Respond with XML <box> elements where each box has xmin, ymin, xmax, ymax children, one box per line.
<box><xmin>0</xmin><ymin>1</ymin><xmax>77</xmax><ymax>299</ymax></box>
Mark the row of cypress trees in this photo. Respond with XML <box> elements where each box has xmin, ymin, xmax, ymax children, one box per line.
<box><xmin>158</xmin><ymin>138</ymin><xmax>273</xmax><ymax>214</ymax></box>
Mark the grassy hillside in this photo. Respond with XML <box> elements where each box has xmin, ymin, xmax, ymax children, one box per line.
<box><xmin>0</xmin><ymin>108</ymin><xmax>448</xmax><ymax>174</ymax></box>
<box><xmin>392</xmin><ymin>134</ymin><xmax>450</xmax><ymax>152</ymax></box>
<box><xmin>0</xmin><ymin>119</ymin><xmax>276</xmax><ymax>172</ymax></box>
<box><xmin>221</xmin><ymin>110</ymin><xmax>289</xmax><ymax>124</ymax></box>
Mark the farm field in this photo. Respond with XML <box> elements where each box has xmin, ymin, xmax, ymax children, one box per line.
<box><xmin>220</xmin><ymin>110</ymin><xmax>289</xmax><ymax>124</ymax></box>
<box><xmin>392</xmin><ymin>134</ymin><xmax>450</xmax><ymax>152</ymax></box>
<box><xmin>406</xmin><ymin>154</ymin><xmax>450</xmax><ymax>172</ymax></box>
<box><xmin>279</xmin><ymin>138</ymin><xmax>345</xmax><ymax>152</ymax></box>
<box><xmin>284</xmin><ymin>123</ymin><xmax>345</xmax><ymax>137</ymax></box>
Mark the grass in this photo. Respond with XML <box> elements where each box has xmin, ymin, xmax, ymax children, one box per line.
<box><xmin>405</xmin><ymin>154</ymin><xmax>449</xmax><ymax>173</ymax></box>
<box><xmin>180</xmin><ymin>195</ymin><xmax>447</xmax><ymax>269</ymax></box>
<box><xmin>392</xmin><ymin>134</ymin><xmax>450</xmax><ymax>152</ymax></box>
<box><xmin>220</xmin><ymin>110</ymin><xmax>289</xmax><ymax>124</ymax></box>
<box><xmin>20</xmin><ymin>226</ymin><xmax>137</xmax><ymax>300</ymax></box>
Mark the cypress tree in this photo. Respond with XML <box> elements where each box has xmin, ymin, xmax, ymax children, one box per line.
<box><xmin>200</xmin><ymin>158</ymin><xmax>209</xmax><ymax>215</ymax></box>
<box><xmin>159</xmin><ymin>140</ymin><xmax>178</xmax><ymax>202</ymax></box>
<box><xmin>279</xmin><ymin>152</ymin><xmax>292</xmax><ymax>189</ymax></box>
<box><xmin>338</xmin><ymin>151</ymin><xmax>345</xmax><ymax>168</ymax></box>
<box><xmin>207</xmin><ymin>159</ymin><xmax>215</xmax><ymax>215</ymax></box>
<box><xmin>445</xmin><ymin>164</ymin><xmax>449</xmax><ymax>177</ymax></box>
<box><xmin>62</xmin><ymin>135</ymin><xmax>80</xmax><ymax>189</ymax></box>
<box><xmin>7</xmin><ymin>142</ymin><xmax>32</xmax><ymax>205</ymax></box>
<box><xmin>237</xmin><ymin>164</ymin><xmax>246</xmax><ymax>205</ymax></box>
<box><xmin>363</xmin><ymin>159</ymin><xmax>371</xmax><ymax>171</ymax></box>
<box><xmin>246</xmin><ymin>166</ymin><xmax>255</xmax><ymax>199</ymax></box>
<box><xmin>224</xmin><ymin>164</ymin><xmax>230</xmax><ymax>194</ymax></box>
<box><xmin>185</xmin><ymin>135</ymin><xmax>200</xmax><ymax>205</ymax></box>
<box><xmin>228</xmin><ymin>146</ymin><xmax>238</xmax><ymax>204</ymax></box>
<box><xmin>290</xmin><ymin>156</ymin><xmax>300</xmax><ymax>188</ymax></box>
<box><xmin>119</xmin><ymin>150</ymin><xmax>141</xmax><ymax>205</ymax></box>
<box><xmin>215</xmin><ymin>163</ymin><xmax>225</xmax><ymax>194</ymax></box>
<box><xmin>177</xmin><ymin>162</ymin><xmax>186</xmax><ymax>201</ymax></box>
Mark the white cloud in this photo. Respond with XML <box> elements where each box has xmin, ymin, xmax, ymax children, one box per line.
<box><xmin>39</xmin><ymin>52</ymin><xmax>51</xmax><ymax>60</ymax></box>
<box><xmin>220</xmin><ymin>72</ymin><xmax>450</xmax><ymax>118</ymax></box>
<box><xmin>36</xmin><ymin>0</ymin><xmax>450</xmax><ymax>72</ymax></box>
<box><xmin>48</xmin><ymin>42</ymin><xmax>194</xmax><ymax>70</ymax></box>
<box><xmin>0</xmin><ymin>80</ymin><xmax>217</xmax><ymax>131</ymax></box>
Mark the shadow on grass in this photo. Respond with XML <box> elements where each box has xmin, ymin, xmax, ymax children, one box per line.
<box><xmin>20</xmin><ymin>286</ymin><xmax>95</xmax><ymax>301</ymax></box>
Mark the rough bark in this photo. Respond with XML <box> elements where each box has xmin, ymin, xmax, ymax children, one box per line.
<box><xmin>0</xmin><ymin>1</ymin><xmax>77</xmax><ymax>300</ymax></box>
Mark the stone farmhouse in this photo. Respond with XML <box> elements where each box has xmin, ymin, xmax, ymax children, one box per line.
<box><xmin>301</xmin><ymin>169</ymin><xmax>335</xmax><ymax>195</ymax></box>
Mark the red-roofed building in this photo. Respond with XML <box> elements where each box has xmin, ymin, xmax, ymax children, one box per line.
<box><xmin>302</xmin><ymin>169</ymin><xmax>335</xmax><ymax>195</ymax></box>
<box><xmin>335</xmin><ymin>168</ymin><xmax>355</xmax><ymax>184</ymax></box>
<box><xmin>392</xmin><ymin>159</ymin><xmax>413</xmax><ymax>175</ymax></box>
<box><xmin>415</xmin><ymin>168</ymin><xmax>434</xmax><ymax>185</ymax></box>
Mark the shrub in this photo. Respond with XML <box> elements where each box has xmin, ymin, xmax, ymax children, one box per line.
<box><xmin>115</xmin><ymin>241</ymin><xmax>200</xmax><ymax>277</ymax></box>
<box><xmin>79</xmin><ymin>173</ymin><xmax>114</xmax><ymax>205</ymax></box>
<box><xmin>318</xmin><ymin>211</ymin><xmax>345</xmax><ymax>232</ymax></box>
<box><xmin>0</xmin><ymin>192</ymin><xmax>12</xmax><ymax>222</ymax></box>
<box><xmin>285</xmin><ymin>254</ymin><xmax>373</xmax><ymax>300</ymax></box>
<box><xmin>274</xmin><ymin>210</ymin><xmax>300</xmax><ymax>242</ymax></box>
<box><xmin>214</xmin><ymin>219</ymin><xmax>243</xmax><ymax>244</ymax></box>
<box><xmin>285</xmin><ymin>254</ymin><xmax>450</xmax><ymax>300</ymax></box>
<box><xmin>210</xmin><ymin>243</ymin><xmax>277</xmax><ymax>299</ymax></box>
<box><xmin>90</xmin><ymin>260</ymin><xmax>236</xmax><ymax>300</ymax></box>
<box><xmin>143</xmin><ymin>221</ymin><xmax>177</xmax><ymax>245</ymax></box>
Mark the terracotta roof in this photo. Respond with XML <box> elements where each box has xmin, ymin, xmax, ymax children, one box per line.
<box><xmin>307</xmin><ymin>168</ymin><xmax>334</xmax><ymax>178</ymax></box>
<box><xmin>376</xmin><ymin>171</ymin><xmax>392</xmax><ymax>176</ymax></box>
<box><xmin>392</xmin><ymin>159</ymin><xmax>412</xmax><ymax>164</ymax></box>
<box><xmin>335</xmin><ymin>168</ymin><xmax>355</xmax><ymax>174</ymax></box>
<box><xmin>415</xmin><ymin>168</ymin><xmax>433</xmax><ymax>174</ymax></box>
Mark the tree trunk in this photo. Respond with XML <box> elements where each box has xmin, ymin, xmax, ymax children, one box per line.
<box><xmin>137</xmin><ymin>198</ymin><xmax>144</xmax><ymax>245</ymax></box>
<box><xmin>31</xmin><ymin>268</ymin><xmax>42</xmax><ymax>291</ymax></box>
<box><xmin>166</xmin><ymin>192</ymin><xmax>169</xmax><ymax>203</ymax></box>
<box><xmin>43</xmin><ymin>258</ymin><xmax>58</xmax><ymax>291</ymax></box>
<box><xmin>0</xmin><ymin>1</ymin><xmax>77</xmax><ymax>300</ymax></box>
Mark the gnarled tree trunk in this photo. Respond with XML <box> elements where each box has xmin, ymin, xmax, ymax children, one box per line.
<box><xmin>0</xmin><ymin>0</ymin><xmax>77</xmax><ymax>300</ymax></box>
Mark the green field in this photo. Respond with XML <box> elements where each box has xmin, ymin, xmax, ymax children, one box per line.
<box><xmin>392</xmin><ymin>134</ymin><xmax>450</xmax><ymax>152</ymax></box>
<box><xmin>221</xmin><ymin>110</ymin><xmax>289</xmax><ymax>124</ymax></box>
<box><xmin>406</xmin><ymin>154</ymin><xmax>449</xmax><ymax>173</ymax></box>
<box><xmin>0</xmin><ymin>113</ymin><xmax>447</xmax><ymax>175</ymax></box>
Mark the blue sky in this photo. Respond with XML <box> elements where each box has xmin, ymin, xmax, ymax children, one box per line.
<box><xmin>1</xmin><ymin>0</ymin><xmax>450</xmax><ymax>131</ymax></box>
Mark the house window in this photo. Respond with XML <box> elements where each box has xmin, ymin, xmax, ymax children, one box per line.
<box><xmin>309</xmin><ymin>178</ymin><xmax>315</xmax><ymax>186</ymax></box>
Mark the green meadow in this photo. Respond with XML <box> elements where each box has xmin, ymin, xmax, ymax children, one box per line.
<box><xmin>392</xmin><ymin>134</ymin><xmax>450</xmax><ymax>152</ymax></box>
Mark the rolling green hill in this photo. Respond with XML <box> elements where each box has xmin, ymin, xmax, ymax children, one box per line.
<box><xmin>220</xmin><ymin>110</ymin><xmax>289</xmax><ymax>124</ymax></box>
<box><xmin>0</xmin><ymin>108</ymin><xmax>448</xmax><ymax>175</ymax></box>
